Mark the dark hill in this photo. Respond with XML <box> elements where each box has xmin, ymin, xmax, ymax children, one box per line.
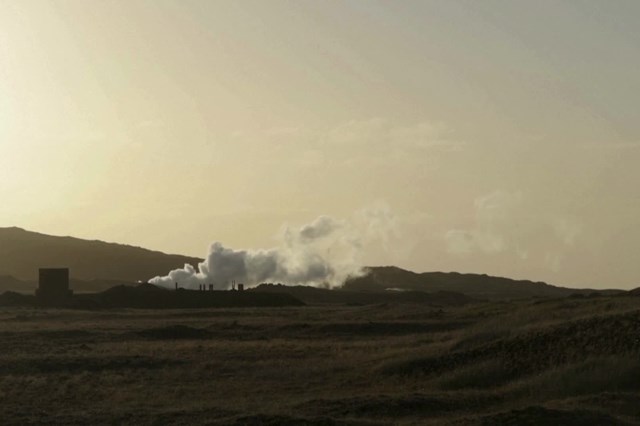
<box><xmin>0</xmin><ymin>275</ymin><xmax>137</xmax><ymax>294</ymax></box>
<box><xmin>344</xmin><ymin>266</ymin><xmax>619</xmax><ymax>300</ymax></box>
<box><xmin>91</xmin><ymin>284</ymin><xmax>304</xmax><ymax>309</ymax></box>
<box><xmin>0</xmin><ymin>227</ymin><xmax>619</xmax><ymax>300</ymax></box>
<box><xmin>0</xmin><ymin>227</ymin><xmax>201</xmax><ymax>282</ymax></box>
<box><xmin>0</xmin><ymin>275</ymin><xmax>31</xmax><ymax>293</ymax></box>
<box><xmin>0</xmin><ymin>283</ymin><xmax>304</xmax><ymax>309</ymax></box>
<box><xmin>252</xmin><ymin>284</ymin><xmax>475</xmax><ymax>306</ymax></box>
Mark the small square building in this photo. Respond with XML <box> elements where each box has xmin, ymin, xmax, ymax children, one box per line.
<box><xmin>36</xmin><ymin>268</ymin><xmax>73</xmax><ymax>304</ymax></box>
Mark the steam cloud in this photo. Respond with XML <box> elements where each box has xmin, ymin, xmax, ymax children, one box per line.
<box><xmin>150</xmin><ymin>214</ymin><xmax>375</xmax><ymax>289</ymax></box>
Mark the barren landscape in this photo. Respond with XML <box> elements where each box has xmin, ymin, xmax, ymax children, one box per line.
<box><xmin>3</xmin><ymin>2</ymin><xmax>640</xmax><ymax>424</ymax></box>
<box><xmin>1</xmin><ymin>292</ymin><xmax>639</xmax><ymax>425</ymax></box>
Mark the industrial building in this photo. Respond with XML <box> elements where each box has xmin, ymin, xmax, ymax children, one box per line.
<box><xmin>36</xmin><ymin>268</ymin><xmax>73</xmax><ymax>304</ymax></box>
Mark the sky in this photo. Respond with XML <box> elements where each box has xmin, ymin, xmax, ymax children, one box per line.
<box><xmin>1</xmin><ymin>0</ymin><xmax>639</xmax><ymax>289</ymax></box>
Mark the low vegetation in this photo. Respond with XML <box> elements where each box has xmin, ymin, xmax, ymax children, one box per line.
<box><xmin>0</xmin><ymin>294</ymin><xmax>639</xmax><ymax>425</ymax></box>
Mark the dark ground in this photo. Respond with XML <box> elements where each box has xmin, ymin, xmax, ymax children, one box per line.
<box><xmin>0</xmin><ymin>294</ymin><xmax>639</xmax><ymax>425</ymax></box>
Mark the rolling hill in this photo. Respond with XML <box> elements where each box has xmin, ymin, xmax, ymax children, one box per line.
<box><xmin>252</xmin><ymin>283</ymin><xmax>476</xmax><ymax>306</ymax></box>
<box><xmin>342</xmin><ymin>266</ymin><xmax>615</xmax><ymax>300</ymax></box>
<box><xmin>0</xmin><ymin>227</ymin><xmax>623</xmax><ymax>299</ymax></box>
<box><xmin>0</xmin><ymin>227</ymin><xmax>201</xmax><ymax>282</ymax></box>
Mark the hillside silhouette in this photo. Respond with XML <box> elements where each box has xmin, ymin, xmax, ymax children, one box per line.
<box><xmin>0</xmin><ymin>227</ymin><xmax>623</xmax><ymax>299</ymax></box>
<box><xmin>0</xmin><ymin>227</ymin><xmax>201</xmax><ymax>282</ymax></box>
<box><xmin>253</xmin><ymin>283</ymin><xmax>476</xmax><ymax>306</ymax></box>
<box><xmin>0</xmin><ymin>283</ymin><xmax>304</xmax><ymax>309</ymax></box>
<box><xmin>343</xmin><ymin>266</ymin><xmax>617</xmax><ymax>300</ymax></box>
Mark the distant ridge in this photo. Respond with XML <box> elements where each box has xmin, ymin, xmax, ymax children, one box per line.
<box><xmin>0</xmin><ymin>227</ymin><xmax>623</xmax><ymax>300</ymax></box>
<box><xmin>0</xmin><ymin>227</ymin><xmax>202</xmax><ymax>282</ymax></box>
<box><xmin>0</xmin><ymin>282</ymin><xmax>304</xmax><ymax>309</ymax></box>
<box><xmin>253</xmin><ymin>283</ymin><xmax>476</xmax><ymax>306</ymax></box>
<box><xmin>343</xmin><ymin>266</ymin><xmax>622</xmax><ymax>300</ymax></box>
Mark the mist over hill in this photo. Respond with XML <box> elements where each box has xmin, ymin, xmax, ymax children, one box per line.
<box><xmin>0</xmin><ymin>227</ymin><xmax>621</xmax><ymax>299</ymax></box>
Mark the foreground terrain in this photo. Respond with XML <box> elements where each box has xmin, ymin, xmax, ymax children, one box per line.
<box><xmin>0</xmin><ymin>294</ymin><xmax>639</xmax><ymax>425</ymax></box>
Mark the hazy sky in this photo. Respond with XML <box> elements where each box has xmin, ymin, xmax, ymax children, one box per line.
<box><xmin>2</xmin><ymin>0</ymin><xmax>639</xmax><ymax>288</ymax></box>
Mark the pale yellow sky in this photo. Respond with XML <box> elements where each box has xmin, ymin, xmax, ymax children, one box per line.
<box><xmin>1</xmin><ymin>0</ymin><xmax>639</xmax><ymax>288</ymax></box>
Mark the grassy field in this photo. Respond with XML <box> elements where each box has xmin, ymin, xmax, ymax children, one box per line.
<box><xmin>0</xmin><ymin>295</ymin><xmax>639</xmax><ymax>425</ymax></box>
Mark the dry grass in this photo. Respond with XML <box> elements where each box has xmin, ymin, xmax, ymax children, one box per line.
<box><xmin>0</xmin><ymin>296</ymin><xmax>639</xmax><ymax>425</ymax></box>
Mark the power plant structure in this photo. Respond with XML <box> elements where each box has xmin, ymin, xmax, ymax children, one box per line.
<box><xmin>36</xmin><ymin>268</ymin><xmax>73</xmax><ymax>305</ymax></box>
<box><xmin>175</xmin><ymin>280</ymin><xmax>245</xmax><ymax>291</ymax></box>
<box><xmin>230</xmin><ymin>280</ymin><xmax>244</xmax><ymax>291</ymax></box>
<box><xmin>22</xmin><ymin>270</ymin><xmax>297</xmax><ymax>310</ymax></box>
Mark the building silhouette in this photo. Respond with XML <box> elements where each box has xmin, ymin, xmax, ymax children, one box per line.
<box><xmin>36</xmin><ymin>268</ymin><xmax>73</xmax><ymax>305</ymax></box>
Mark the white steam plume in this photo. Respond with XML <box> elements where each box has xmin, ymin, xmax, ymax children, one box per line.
<box><xmin>149</xmin><ymin>214</ymin><xmax>384</xmax><ymax>289</ymax></box>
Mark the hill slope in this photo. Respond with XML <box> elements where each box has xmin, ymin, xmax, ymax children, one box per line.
<box><xmin>344</xmin><ymin>266</ymin><xmax>617</xmax><ymax>300</ymax></box>
<box><xmin>0</xmin><ymin>227</ymin><xmax>201</xmax><ymax>282</ymax></box>
<box><xmin>253</xmin><ymin>283</ymin><xmax>476</xmax><ymax>306</ymax></box>
<box><xmin>0</xmin><ymin>227</ymin><xmax>619</xmax><ymax>299</ymax></box>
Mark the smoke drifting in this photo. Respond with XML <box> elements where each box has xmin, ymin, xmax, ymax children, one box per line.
<box><xmin>150</xmin><ymin>215</ymin><xmax>371</xmax><ymax>289</ymax></box>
